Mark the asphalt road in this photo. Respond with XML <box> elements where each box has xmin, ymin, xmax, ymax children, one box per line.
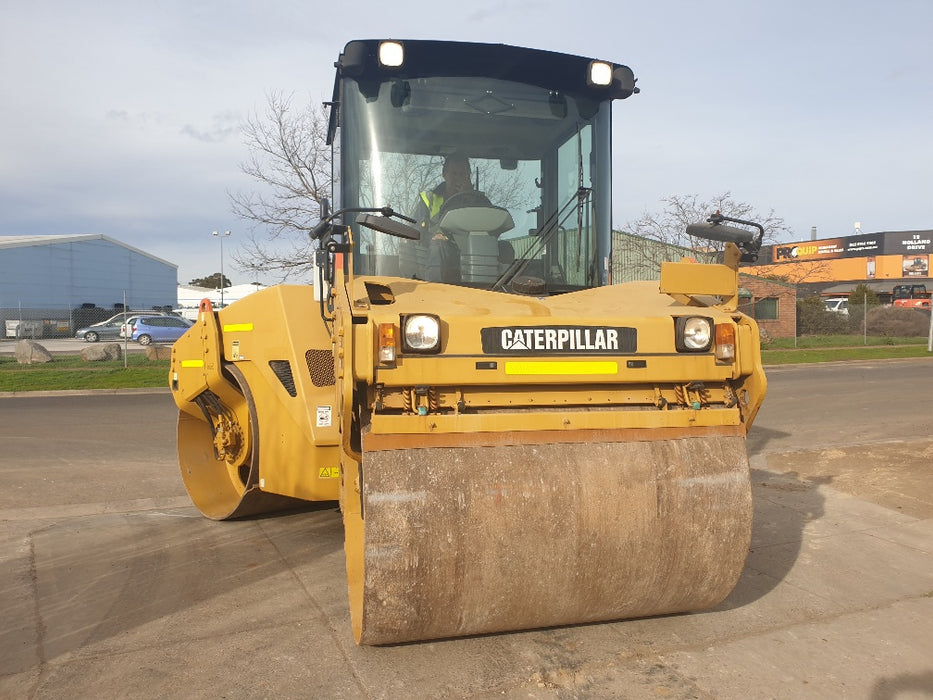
<box><xmin>1</xmin><ymin>359</ymin><xmax>931</xmax><ymax>699</ymax></box>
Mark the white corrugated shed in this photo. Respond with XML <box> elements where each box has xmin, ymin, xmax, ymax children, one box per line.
<box><xmin>175</xmin><ymin>283</ymin><xmax>269</xmax><ymax>318</ymax></box>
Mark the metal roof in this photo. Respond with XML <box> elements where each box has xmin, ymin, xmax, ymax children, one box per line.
<box><xmin>0</xmin><ymin>234</ymin><xmax>176</xmax><ymax>268</ymax></box>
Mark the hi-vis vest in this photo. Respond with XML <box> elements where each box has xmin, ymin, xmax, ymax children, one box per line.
<box><xmin>420</xmin><ymin>191</ymin><xmax>444</xmax><ymax>227</ymax></box>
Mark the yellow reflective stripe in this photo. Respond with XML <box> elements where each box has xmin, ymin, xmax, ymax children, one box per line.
<box><xmin>223</xmin><ymin>323</ymin><xmax>254</xmax><ymax>332</ymax></box>
<box><xmin>504</xmin><ymin>361</ymin><xmax>619</xmax><ymax>375</ymax></box>
<box><xmin>180</xmin><ymin>359</ymin><xmax>204</xmax><ymax>368</ymax></box>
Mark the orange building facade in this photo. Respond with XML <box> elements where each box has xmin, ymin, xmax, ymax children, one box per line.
<box><xmin>741</xmin><ymin>230</ymin><xmax>932</xmax><ymax>294</ymax></box>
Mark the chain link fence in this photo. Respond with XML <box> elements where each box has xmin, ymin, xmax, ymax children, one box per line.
<box><xmin>2</xmin><ymin>303</ymin><xmax>175</xmax><ymax>340</ymax></box>
<box><xmin>795</xmin><ymin>292</ymin><xmax>932</xmax><ymax>347</ymax></box>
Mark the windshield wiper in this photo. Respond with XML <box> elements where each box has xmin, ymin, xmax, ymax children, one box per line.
<box><xmin>491</xmin><ymin>187</ymin><xmax>591</xmax><ymax>293</ymax></box>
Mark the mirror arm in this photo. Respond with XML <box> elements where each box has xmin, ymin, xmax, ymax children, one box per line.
<box><xmin>311</xmin><ymin>205</ymin><xmax>416</xmax><ymax>241</ymax></box>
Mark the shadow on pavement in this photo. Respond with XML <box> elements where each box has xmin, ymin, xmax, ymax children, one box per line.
<box><xmin>721</xmin><ymin>467</ymin><xmax>829</xmax><ymax>611</ymax></box>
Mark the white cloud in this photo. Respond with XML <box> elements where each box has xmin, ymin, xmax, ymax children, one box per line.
<box><xmin>1</xmin><ymin>0</ymin><xmax>931</xmax><ymax>283</ymax></box>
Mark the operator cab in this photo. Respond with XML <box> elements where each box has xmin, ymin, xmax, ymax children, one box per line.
<box><xmin>328</xmin><ymin>39</ymin><xmax>637</xmax><ymax>293</ymax></box>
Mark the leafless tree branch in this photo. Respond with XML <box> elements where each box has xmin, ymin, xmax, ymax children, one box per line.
<box><xmin>229</xmin><ymin>92</ymin><xmax>333</xmax><ymax>281</ymax></box>
<box><xmin>619</xmin><ymin>192</ymin><xmax>793</xmax><ymax>277</ymax></box>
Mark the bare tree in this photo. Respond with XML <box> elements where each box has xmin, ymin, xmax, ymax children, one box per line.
<box><xmin>753</xmin><ymin>260</ymin><xmax>836</xmax><ymax>285</ymax></box>
<box><xmin>229</xmin><ymin>92</ymin><xmax>332</xmax><ymax>280</ymax></box>
<box><xmin>620</xmin><ymin>193</ymin><xmax>792</xmax><ymax>277</ymax></box>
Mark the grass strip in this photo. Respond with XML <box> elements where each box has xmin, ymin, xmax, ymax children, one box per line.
<box><xmin>768</xmin><ymin>335</ymin><xmax>928</xmax><ymax>349</ymax></box>
<box><xmin>761</xmin><ymin>344</ymin><xmax>931</xmax><ymax>365</ymax></box>
<box><xmin>0</xmin><ymin>355</ymin><xmax>169</xmax><ymax>392</ymax></box>
<box><xmin>2</xmin><ymin>342</ymin><xmax>931</xmax><ymax>392</ymax></box>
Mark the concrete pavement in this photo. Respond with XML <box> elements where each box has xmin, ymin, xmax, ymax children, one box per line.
<box><xmin>1</xmin><ymin>363</ymin><xmax>931</xmax><ymax>699</ymax></box>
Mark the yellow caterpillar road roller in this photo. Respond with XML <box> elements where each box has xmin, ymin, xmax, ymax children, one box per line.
<box><xmin>170</xmin><ymin>39</ymin><xmax>767</xmax><ymax>644</ymax></box>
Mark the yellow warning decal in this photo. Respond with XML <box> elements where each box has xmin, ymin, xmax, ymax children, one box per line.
<box><xmin>318</xmin><ymin>467</ymin><xmax>340</xmax><ymax>479</ymax></box>
<box><xmin>223</xmin><ymin>323</ymin><xmax>254</xmax><ymax>332</ymax></box>
<box><xmin>504</xmin><ymin>360</ymin><xmax>618</xmax><ymax>375</ymax></box>
<box><xmin>180</xmin><ymin>359</ymin><xmax>204</xmax><ymax>368</ymax></box>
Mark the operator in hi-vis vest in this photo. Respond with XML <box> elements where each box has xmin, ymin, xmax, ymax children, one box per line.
<box><xmin>411</xmin><ymin>152</ymin><xmax>492</xmax><ymax>283</ymax></box>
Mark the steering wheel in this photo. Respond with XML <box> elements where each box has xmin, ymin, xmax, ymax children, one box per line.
<box><xmin>441</xmin><ymin>190</ymin><xmax>490</xmax><ymax>212</ymax></box>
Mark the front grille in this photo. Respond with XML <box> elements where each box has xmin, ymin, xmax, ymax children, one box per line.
<box><xmin>306</xmin><ymin>349</ymin><xmax>335</xmax><ymax>387</ymax></box>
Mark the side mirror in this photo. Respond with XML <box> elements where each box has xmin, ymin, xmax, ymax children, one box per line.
<box><xmin>686</xmin><ymin>213</ymin><xmax>764</xmax><ymax>263</ymax></box>
<box><xmin>356</xmin><ymin>213</ymin><xmax>421</xmax><ymax>241</ymax></box>
<box><xmin>686</xmin><ymin>222</ymin><xmax>755</xmax><ymax>244</ymax></box>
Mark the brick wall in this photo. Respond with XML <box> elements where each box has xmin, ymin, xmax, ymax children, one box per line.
<box><xmin>739</xmin><ymin>274</ymin><xmax>797</xmax><ymax>339</ymax></box>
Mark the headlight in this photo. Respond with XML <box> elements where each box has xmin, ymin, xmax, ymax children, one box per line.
<box><xmin>401</xmin><ymin>314</ymin><xmax>441</xmax><ymax>353</ymax></box>
<box><xmin>675</xmin><ymin>316</ymin><xmax>713</xmax><ymax>352</ymax></box>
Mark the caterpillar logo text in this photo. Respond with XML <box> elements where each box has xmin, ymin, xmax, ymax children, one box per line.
<box><xmin>481</xmin><ymin>326</ymin><xmax>637</xmax><ymax>354</ymax></box>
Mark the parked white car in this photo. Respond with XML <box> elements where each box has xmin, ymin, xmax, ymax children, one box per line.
<box><xmin>823</xmin><ymin>297</ymin><xmax>849</xmax><ymax>315</ymax></box>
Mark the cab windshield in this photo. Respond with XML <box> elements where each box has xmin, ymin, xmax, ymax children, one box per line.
<box><xmin>339</xmin><ymin>74</ymin><xmax>613</xmax><ymax>292</ymax></box>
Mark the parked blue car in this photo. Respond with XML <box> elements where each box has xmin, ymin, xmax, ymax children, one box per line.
<box><xmin>130</xmin><ymin>315</ymin><xmax>193</xmax><ymax>345</ymax></box>
<box><xmin>75</xmin><ymin>311</ymin><xmax>171</xmax><ymax>342</ymax></box>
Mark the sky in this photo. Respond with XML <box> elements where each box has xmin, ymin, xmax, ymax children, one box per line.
<box><xmin>2</xmin><ymin>0</ymin><xmax>931</xmax><ymax>286</ymax></box>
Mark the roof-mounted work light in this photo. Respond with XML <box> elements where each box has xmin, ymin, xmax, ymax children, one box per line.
<box><xmin>379</xmin><ymin>41</ymin><xmax>404</xmax><ymax>68</ymax></box>
<box><xmin>587</xmin><ymin>61</ymin><xmax>613</xmax><ymax>87</ymax></box>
